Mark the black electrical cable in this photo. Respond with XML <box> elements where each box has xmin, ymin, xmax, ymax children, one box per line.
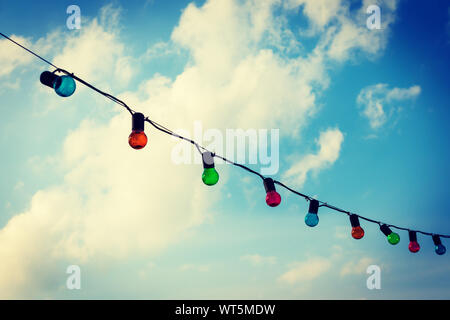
<box><xmin>1</xmin><ymin>31</ymin><xmax>449</xmax><ymax>239</ymax></box>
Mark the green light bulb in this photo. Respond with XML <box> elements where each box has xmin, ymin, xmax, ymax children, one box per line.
<box><xmin>202</xmin><ymin>168</ymin><xmax>219</xmax><ymax>186</ymax></box>
<box><xmin>387</xmin><ymin>232</ymin><xmax>400</xmax><ymax>245</ymax></box>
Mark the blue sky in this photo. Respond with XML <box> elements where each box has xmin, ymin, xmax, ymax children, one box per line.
<box><xmin>0</xmin><ymin>0</ymin><xmax>449</xmax><ymax>299</ymax></box>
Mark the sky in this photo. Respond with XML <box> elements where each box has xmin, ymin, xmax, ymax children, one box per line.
<box><xmin>0</xmin><ymin>0</ymin><xmax>449</xmax><ymax>299</ymax></box>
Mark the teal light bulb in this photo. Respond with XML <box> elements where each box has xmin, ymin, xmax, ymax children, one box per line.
<box><xmin>53</xmin><ymin>75</ymin><xmax>76</xmax><ymax>97</ymax></box>
<box><xmin>305</xmin><ymin>212</ymin><xmax>319</xmax><ymax>227</ymax></box>
<box><xmin>202</xmin><ymin>168</ymin><xmax>219</xmax><ymax>186</ymax></box>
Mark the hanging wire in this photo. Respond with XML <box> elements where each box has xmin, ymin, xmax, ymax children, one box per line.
<box><xmin>1</xmin><ymin>31</ymin><xmax>448</xmax><ymax>239</ymax></box>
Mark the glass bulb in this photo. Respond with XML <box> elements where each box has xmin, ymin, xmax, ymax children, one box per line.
<box><xmin>305</xmin><ymin>212</ymin><xmax>319</xmax><ymax>227</ymax></box>
<box><xmin>128</xmin><ymin>130</ymin><xmax>148</xmax><ymax>149</ymax></box>
<box><xmin>202</xmin><ymin>168</ymin><xmax>219</xmax><ymax>186</ymax></box>
<box><xmin>387</xmin><ymin>232</ymin><xmax>400</xmax><ymax>245</ymax></box>
<box><xmin>351</xmin><ymin>226</ymin><xmax>365</xmax><ymax>239</ymax></box>
<box><xmin>435</xmin><ymin>244</ymin><xmax>446</xmax><ymax>255</ymax></box>
<box><xmin>265</xmin><ymin>190</ymin><xmax>281</xmax><ymax>207</ymax></box>
<box><xmin>53</xmin><ymin>75</ymin><xmax>76</xmax><ymax>97</ymax></box>
<box><xmin>408</xmin><ymin>241</ymin><xmax>420</xmax><ymax>253</ymax></box>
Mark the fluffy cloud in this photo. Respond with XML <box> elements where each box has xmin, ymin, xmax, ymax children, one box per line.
<box><xmin>278</xmin><ymin>257</ymin><xmax>331</xmax><ymax>284</ymax></box>
<box><xmin>340</xmin><ymin>257</ymin><xmax>375</xmax><ymax>277</ymax></box>
<box><xmin>327</xmin><ymin>0</ymin><xmax>397</xmax><ymax>61</ymax></box>
<box><xmin>179</xmin><ymin>264</ymin><xmax>211</xmax><ymax>272</ymax></box>
<box><xmin>52</xmin><ymin>5</ymin><xmax>134</xmax><ymax>88</ymax></box>
<box><xmin>241</xmin><ymin>254</ymin><xmax>277</xmax><ymax>266</ymax></box>
<box><xmin>278</xmin><ymin>248</ymin><xmax>380</xmax><ymax>287</ymax></box>
<box><xmin>284</xmin><ymin>0</ymin><xmax>342</xmax><ymax>29</ymax></box>
<box><xmin>0</xmin><ymin>35</ymin><xmax>34</xmax><ymax>78</ymax></box>
<box><xmin>283</xmin><ymin>128</ymin><xmax>344</xmax><ymax>187</ymax></box>
<box><xmin>286</xmin><ymin>0</ymin><xmax>397</xmax><ymax>61</ymax></box>
<box><xmin>167</xmin><ymin>0</ymin><xmax>319</xmax><ymax>132</ymax></box>
<box><xmin>357</xmin><ymin>83</ymin><xmax>421</xmax><ymax>129</ymax></box>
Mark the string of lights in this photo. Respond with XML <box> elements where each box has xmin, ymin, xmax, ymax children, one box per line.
<box><xmin>1</xmin><ymin>31</ymin><xmax>448</xmax><ymax>256</ymax></box>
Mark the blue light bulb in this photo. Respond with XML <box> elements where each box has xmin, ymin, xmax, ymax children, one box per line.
<box><xmin>53</xmin><ymin>75</ymin><xmax>76</xmax><ymax>97</ymax></box>
<box><xmin>432</xmin><ymin>235</ymin><xmax>446</xmax><ymax>256</ymax></box>
<box><xmin>435</xmin><ymin>244</ymin><xmax>446</xmax><ymax>255</ymax></box>
<box><xmin>305</xmin><ymin>212</ymin><xmax>319</xmax><ymax>227</ymax></box>
<box><xmin>305</xmin><ymin>199</ymin><xmax>320</xmax><ymax>227</ymax></box>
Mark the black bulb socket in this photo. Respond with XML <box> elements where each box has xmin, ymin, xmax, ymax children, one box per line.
<box><xmin>40</xmin><ymin>71</ymin><xmax>58</xmax><ymax>88</ymax></box>
<box><xmin>380</xmin><ymin>224</ymin><xmax>393</xmax><ymax>236</ymax></box>
<box><xmin>202</xmin><ymin>152</ymin><xmax>215</xmax><ymax>169</ymax></box>
<box><xmin>263</xmin><ymin>178</ymin><xmax>276</xmax><ymax>193</ymax></box>
<box><xmin>432</xmin><ymin>235</ymin><xmax>442</xmax><ymax>246</ymax></box>
<box><xmin>409</xmin><ymin>231</ymin><xmax>418</xmax><ymax>242</ymax></box>
<box><xmin>308</xmin><ymin>199</ymin><xmax>319</xmax><ymax>214</ymax></box>
<box><xmin>350</xmin><ymin>214</ymin><xmax>360</xmax><ymax>228</ymax></box>
<box><xmin>132</xmin><ymin>113</ymin><xmax>145</xmax><ymax>132</ymax></box>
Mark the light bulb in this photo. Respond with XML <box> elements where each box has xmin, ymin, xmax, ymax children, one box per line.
<box><xmin>349</xmin><ymin>214</ymin><xmax>364</xmax><ymax>239</ymax></box>
<box><xmin>201</xmin><ymin>152</ymin><xmax>219</xmax><ymax>186</ymax></box>
<box><xmin>305</xmin><ymin>199</ymin><xmax>319</xmax><ymax>227</ymax></box>
<box><xmin>202</xmin><ymin>168</ymin><xmax>219</xmax><ymax>185</ymax></box>
<box><xmin>53</xmin><ymin>75</ymin><xmax>76</xmax><ymax>97</ymax></box>
<box><xmin>40</xmin><ymin>71</ymin><xmax>76</xmax><ymax>97</ymax></box>
<box><xmin>435</xmin><ymin>244</ymin><xmax>446</xmax><ymax>255</ymax></box>
<box><xmin>352</xmin><ymin>226</ymin><xmax>365</xmax><ymax>239</ymax></box>
<box><xmin>408</xmin><ymin>231</ymin><xmax>420</xmax><ymax>253</ymax></box>
<box><xmin>380</xmin><ymin>224</ymin><xmax>400</xmax><ymax>245</ymax></box>
<box><xmin>128</xmin><ymin>113</ymin><xmax>148</xmax><ymax>150</ymax></box>
<box><xmin>387</xmin><ymin>233</ymin><xmax>400</xmax><ymax>245</ymax></box>
<box><xmin>266</xmin><ymin>191</ymin><xmax>281</xmax><ymax>207</ymax></box>
<box><xmin>433</xmin><ymin>235</ymin><xmax>446</xmax><ymax>256</ymax></box>
<box><xmin>263</xmin><ymin>178</ymin><xmax>281</xmax><ymax>207</ymax></box>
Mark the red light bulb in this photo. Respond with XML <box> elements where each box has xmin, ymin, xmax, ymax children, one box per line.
<box><xmin>266</xmin><ymin>190</ymin><xmax>281</xmax><ymax>207</ymax></box>
<box><xmin>408</xmin><ymin>231</ymin><xmax>420</xmax><ymax>253</ymax></box>
<box><xmin>351</xmin><ymin>226</ymin><xmax>365</xmax><ymax>240</ymax></box>
<box><xmin>128</xmin><ymin>113</ymin><xmax>147</xmax><ymax>150</ymax></box>
<box><xmin>129</xmin><ymin>131</ymin><xmax>148</xmax><ymax>149</ymax></box>
<box><xmin>349</xmin><ymin>214</ymin><xmax>364</xmax><ymax>240</ymax></box>
<box><xmin>408</xmin><ymin>241</ymin><xmax>420</xmax><ymax>253</ymax></box>
<box><xmin>263</xmin><ymin>178</ymin><xmax>281</xmax><ymax>207</ymax></box>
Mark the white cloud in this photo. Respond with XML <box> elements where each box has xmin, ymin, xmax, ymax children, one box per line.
<box><xmin>327</xmin><ymin>0</ymin><xmax>397</xmax><ymax>62</ymax></box>
<box><xmin>168</xmin><ymin>0</ymin><xmax>320</xmax><ymax>133</ymax></box>
<box><xmin>279</xmin><ymin>250</ymin><xmax>379</xmax><ymax>287</ymax></box>
<box><xmin>385</xmin><ymin>85</ymin><xmax>421</xmax><ymax>101</ymax></box>
<box><xmin>0</xmin><ymin>35</ymin><xmax>34</xmax><ymax>78</ymax></box>
<box><xmin>283</xmin><ymin>128</ymin><xmax>344</xmax><ymax>187</ymax></box>
<box><xmin>179</xmin><ymin>264</ymin><xmax>210</xmax><ymax>272</ymax></box>
<box><xmin>52</xmin><ymin>6</ymin><xmax>134</xmax><ymax>89</ymax></box>
<box><xmin>278</xmin><ymin>257</ymin><xmax>331</xmax><ymax>284</ymax></box>
<box><xmin>13</xmin><ymin>181</ymin><xmax>24</xmax><ymax>190</ymax></box>
<box><xmin>241</xmin><ymin>254</ymin><xmax>277</xmax><ymax>266</ymax></box>
<box><xmin>357</xmin><ymin>83</ymin><xmax>421</xmax><ymax>129</ymax></box>
<box><xmin>285</xmin><ymin>0</ymin><xmax>341</xmax><ymax>29</ymax></box>
<box><xmin>340</xmin><ymin>257</ymin><xmax>375</xmax><ymax>277</ymax></box>
<box><xmin>286</xmin><ymin>0</ymin><xmax>397</xmax><ymax>61</ymax></box>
